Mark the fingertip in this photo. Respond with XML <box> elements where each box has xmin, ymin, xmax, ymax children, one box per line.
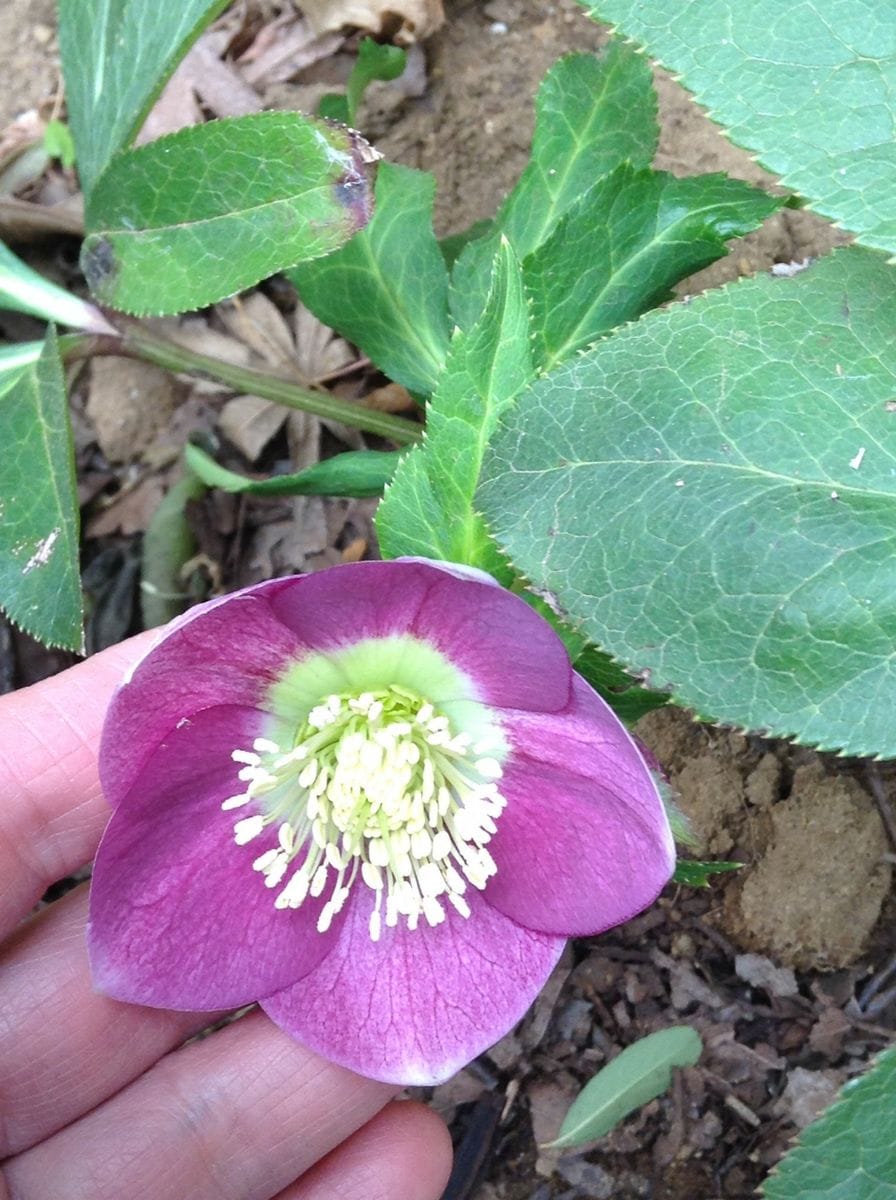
<box><xmin>282</xmin><ymin>1098</ymin><xmax>453</xmax><ymax>1200</ymax></box>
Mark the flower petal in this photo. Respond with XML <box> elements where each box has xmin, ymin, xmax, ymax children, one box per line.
<box><xmin>259</xmin><ymin>890</ymin><xmax>565</xmax><ymax>1085</ymax></box>
<box><xmin>101</xmin><ymin>582</ymin><xmax>304</xmax><ymax>807</ymax></box>
<box><xmin>266</xmin><ymin>560</ymin><xmax>571</xmax><ymax>711</ymax></box>
<box><xmin>89</xmin><ymin>705</ymin><xmax>336</xmax><ymax>1010</ymax></box>
<box><xmin>484</xmin><ymin>675</ymin><xmax>675</xmax><ymax>936</ymax></box>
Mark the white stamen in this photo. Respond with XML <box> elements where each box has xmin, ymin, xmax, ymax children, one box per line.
<box><xmin>252</xmin><ymin>848</ymin><xmax>280</xmax><ymax>872</ymax></box>
<box><xmin>448</xmin><ymin>892</ymin><xmax>471</xmax><ymax>918</ymax></box>
<box><xmin>233</xmin><ymin>815</ymin><xmax>265</xmax><ymax>844</ymax></box>
<box><xmin>362</xmin><ymin>861</ymin><xmax>383</xmax><ymax>889</ymax></box>
<box><xmin>474</xmin><ymin>757</ymin><xmax>503</xmax><ymax>780</ymax></box>
<box><xmin>298</xmin><ymin>760</ymin><xmax>318</xmax><ymax>789</ymax></box>
<box><xmin>264</xmin><ymin>856</ymin><xmax>288</xmax><ymax>887</ymax></box>
<box><xmin>228</xmin><ymin>683</ymin><xmax>506</xmax><ymax>941</ymax></box>
<box><xmin>221</xmin><ymin>793</ymin><xmax>251</xmax><ymax>811</ymax></box>
<box><xmin>276</xmin><ymin>868</ymin><xmax>309</xmax><ymax>908</ymax></box>
<box><xmin>253</xmin><ymin>738</ymin><xmax>280</xmax><ymax>755</ymax></box>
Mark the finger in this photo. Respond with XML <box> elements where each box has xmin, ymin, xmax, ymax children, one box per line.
<box><xmin>0</xmin><ymin>633</ymin><xmax>153</xmax><ymax>938</ymax></box>
<box><xmin>2</xmin><ymin>1010</ymin><xmax>396</xmax><ymax>1200</ymax></box>
<box><xmin>0</xmin><ymin>886</ymin><xmax>223</xmax><ymax>1157</ymax></box>
<box><xmin>279</xmin><ymin>1100</ymin><xmax>453</xmax><ymax>1200</ymax></box>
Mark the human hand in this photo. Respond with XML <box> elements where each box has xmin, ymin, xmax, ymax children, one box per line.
<box><xmin>0</xmin><ymin>636</ymin><xmax>453</xmax><ymax>1200</ymax></box>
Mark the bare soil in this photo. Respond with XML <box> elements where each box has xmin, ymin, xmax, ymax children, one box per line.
<box><xmin>0</xmin><ymin>3</ymin><xmax>892</xmax><ymax>1199</ymax></box>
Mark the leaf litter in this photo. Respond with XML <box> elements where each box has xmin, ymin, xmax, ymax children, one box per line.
<box><xmin>0</xmin><ymin>2</ymin><xmax>893</xmax><ymax>1197</ymax></box>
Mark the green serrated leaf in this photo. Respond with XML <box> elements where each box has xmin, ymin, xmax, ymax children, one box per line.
<box><xmin>527</xmin><ymin>166</ymin><xmax>782</xmax><ymax>370</ymax></box>
<box><xmin>673</xmin><ymin>859</ymin><xmax>742</xmax><ymax>887</ymax></box>
<box><xmin>547</xmin><ymin>1026</ymin><xmax>703</xmax><ymax>1148</ymax></box>
<box><xmin>377</xmin><ymin>238</ymin><xmax>532</xmax><ymax>577</ymax></box>
<box><xmin>185</xmin><ymin>442</ymin><xmax>402</xmax><ymax>497</ymax></box>
<box><xmin>290</xmin><ymin>162</ymin><xmax>450</xmax><ymax>396</ymax></box>
<box><xmin>81</xmin><ymin>113</ymin><xmax>376</xmax><ymax>316</ymax></box>
<box><xmin>579</xmin><ymin>0</ymin><xmax>896</xmax><ymax>256</ymax></box>
<box><xmin>451</xmin><ymin>41</ymin><xmax>658</xmax><ymax>329</ymax></box>
<box><xmin>574</xmin><ymin>643</ymin><xmax>669</xmax><ymax>723</ymax></box>
<box><xmin>58</xmin><ymin>0</ymin><xmax>229</xmax><ymax>197</ymax></box>
<box><xmin>0</xmin><ymin>241</ymin><xmax>110</xmax><ymax>332</ymax></box>
<box><xmin>0</xmin><ymin>329</ymin><xmax>83</xmax><ymax>651</ymax></box>
<box><xmin>763</xmin><ymin>1047</ymin><xmax>896</xmax><ymax>1199</ymax></box>
<box><xmin>478</xmin><ymin>246</ymin><xmax>896</xmax><ymax>758</ymax></box>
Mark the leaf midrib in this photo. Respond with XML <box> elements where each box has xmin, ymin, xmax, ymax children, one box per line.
<box><xmin>508</xmin><ymin>56</ymin><xmax>620</xmax><ymax>253</ymax></box>
<box><xmin>516</xmin><ymin>453</ymin><xmax>896</xmax><ymax>503</ymax></box>
<box><xmin>538</xmin><ymin>195</ymin><xmax>760</xmax><ymax>370</ymax></box>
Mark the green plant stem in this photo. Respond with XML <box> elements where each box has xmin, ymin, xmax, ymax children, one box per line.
<box><xmin>74</xmin><ymin>325</ymin><xmax>423</xmax><ymax>445</ymax></box>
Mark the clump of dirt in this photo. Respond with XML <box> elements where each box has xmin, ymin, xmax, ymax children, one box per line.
<box><xmin>729</xmin><ymin>764</ymin><xmax>892</xmax><ymax>970</ymax></box>
<box><xmin>0</xmin><ymin>0</ymin><xmax>58</xmax><ymax>132</ymax></box>
<box><xmin>637</xmin><ymin>706</ymin><xmax>892</xmax><ymax>972</ymax></box>
<box><xmin>371</xmin><ymin>0</ymin><xmax>608</xmax><ymax>234</ymax></box>
<box><xmin>87</xmin><ymin>359</ymin><xmax>178</xmax><ymax>464</ymax></box>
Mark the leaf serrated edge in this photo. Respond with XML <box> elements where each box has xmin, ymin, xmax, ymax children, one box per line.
<box><xmin>575</xmin><ymin>4</ymin><xmax>885</xmax><ymax>251</ymax></box>
<box><xmin>760</xmin><ymin>1045</ymin><xmax>896</xmax><ymax>1198</ymax></box>
<box><xmin>490</xmin><ymin>506</ymin><xmax>886</xmax><ymax>756</ymax></box>
<box><xmin>478</xmin><ymin>253</ymin><xmax>896</xmax><ymax>759</ymax></box>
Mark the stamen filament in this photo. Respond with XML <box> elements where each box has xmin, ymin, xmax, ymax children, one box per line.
<box><xmin>225</xmin><ymin>684</ymin><xmax>505</xmax><ymax>940</ymax></box>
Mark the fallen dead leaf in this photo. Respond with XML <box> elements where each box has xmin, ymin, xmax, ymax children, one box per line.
<box><xmin>527</xmin><ymin>1076</ymin><xmax>579</xmax><ymax>1176</ymax></box>
<box><xmin>300</xmin><ymin>0</ymin><xmax>444</xmax><ymax>44</ymax></box>
<box><xmin>85</xmin><ymin>473</ymin><xmax>167</xmax><ymax>537</ymax></box>
<box><xmin>735</xmin><ymin>953</ymin><xmax>799</xmax><ymax>999</ymax></box>
<box><xmin>238</xmin><ymin>16</ymin><xmax>344</xmax><ymax>87</ymax></box>
<box><xmin>293</xmin><ymin>300</ymin><xmax>355</xmax><ymax>382</ymax></box>
<box><xmin>138</xmin><ymin>31</ymin><xmax>263</xmax><ymax>144</ymax></box>
<box><xmin>218</xmin><ymin>393</ymin><xmax>289</xmax><ymax>461</ymax></box>
<box><xmin>772</xmin><ymin>1067</ymin><xmax>842</xmax><ymax>1129</ymax></box>
<box><xmin>220</xmin><ymin>292</ymin><xmax>297</xmax><ymax>367</ymax></box>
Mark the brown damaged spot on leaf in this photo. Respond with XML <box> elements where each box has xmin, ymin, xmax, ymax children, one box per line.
<box><xmin>331</xmin><ymin>128</ymin><xmax>380</xmax><ymax>229</ymax></box>
<box><xmin>80</xmin><ymin>235</ymin><xmax>119</xmax><ymax>301</ymax></box>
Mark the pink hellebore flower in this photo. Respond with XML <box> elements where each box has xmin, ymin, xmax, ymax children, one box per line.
<box><xmin>89</xmin><ymin>559</ymin><xmax>674</xmax><ymax>1085</ymax></box>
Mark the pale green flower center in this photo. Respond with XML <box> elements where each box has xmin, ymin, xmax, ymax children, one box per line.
<box><xmin>224</xmin><ymin>685</ymin><xmax>506</xmax><ymax>940</ymax></box>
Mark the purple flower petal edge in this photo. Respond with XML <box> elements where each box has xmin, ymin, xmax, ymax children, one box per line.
<box><xmin>485</xmin><ymin>675</ymin><xmax>675</xmax><ymax>936</ymax></box>
<box><xmin>260</xmin><ymin>887</ymin><xmax>565</xmax><ymax>1085</ymax></box>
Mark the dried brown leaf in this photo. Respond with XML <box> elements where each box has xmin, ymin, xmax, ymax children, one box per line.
<box><xmin>219</xmin><ymin>291</ymin><xmax>296</xmax><ymax>367</ymax></box>
<box><xmin>239</xmin><ymin>16</ymin><xmax>344</xmax><ymax>86</ymax></box>
<box><xmin>138</xmin><ymin>31</ymin><xmax>263</xmax><ymax>144</ymax></box>
<box><xmin>85</xmin><ymin>473</ymin><xmax>167</xmax><ymax>537</ymax></box>
<box><xmin>299</xmin><ymin>0</ymin><xmax>444</xmax><ymax>44</ymax></box>
<box><xmin>293</xmin><ymin>301</ymin><xmax>354</xmax><ymax>381</ymax></box>
<box><xmin>218</xmin><ymin>394</ymin><xmax>288</xmax><ymax>461</ymax></box>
